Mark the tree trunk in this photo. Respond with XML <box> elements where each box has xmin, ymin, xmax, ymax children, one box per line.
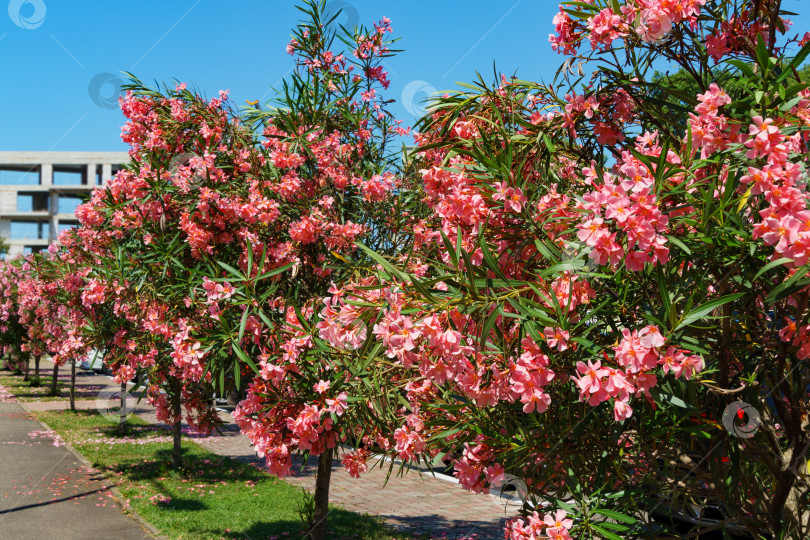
<box><xmin>308</xmin><ymin>448</ymin><xmax>334</xmax><ymax>540</ymax></box>
<box><xmin>22</xmin><ymin>353</ymin><xmax>29</xmax><ymax>381</ymax></box>
<box><xmin>49</xmin><ymin>363</ymin><xmax>59</xmax><ymax>396</ymax></box>
<box><xmin>34</xmin><ymin>355</ymin><xmax>40</xmax><ymax>381</ymax></box>
<box><xmin>781</xmin><ymin>430</ymin><xmax>810</xmax><ymax>539</ymax></box>
<box><xmin>171</xmin><ymin>382</ymin><xmax>182</xmax><ymax>468</ymax></box>
<box><xmin>118</xmin><ymin>381</ymin><xmax>127</xmax><ymax>434</ymax></box>
<box><xmin>69</xmin><ymin>360</ymin><xmax>76</xmax><ymax>411</ymax></box>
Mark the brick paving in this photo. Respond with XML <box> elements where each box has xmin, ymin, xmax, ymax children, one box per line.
<box><xmin>19</xmin><ymin>359</ymin><xmax>513</xmax><ymax>539</ymax></box>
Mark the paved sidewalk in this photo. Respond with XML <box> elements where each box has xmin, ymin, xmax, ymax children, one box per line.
<box><xmin>0</xmin><ymin>399</ymin><xmax>154</xmax><ymax>540</ymax></box>
<box><xmin>22</xmin><ymin>359</ymin><xmax>512</xmax><ymax>539</ymax></box>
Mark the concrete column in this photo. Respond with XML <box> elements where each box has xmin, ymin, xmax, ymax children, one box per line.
<box><xmin>85</xmin><ymin>164</ymin><xmax>95</xmax><ymax>185</ymax></box>
<box><xmin>0</xmin><ymin>192</ymin><xmax>15</xmax><ymax>213</ymax></box>
<box><xmin>50</xmin><ymin>216</ymin><xmax>58</xmax><ymax>243</ymax></box>
<box><xmin>40</xmin><ymin>163</ymin><xmax>52</xmax><ymax>186</ymax></box>
<box><xmin>101</xmin><ymin>163</ymin><xmax>112</xmax><ymax>185</ymax></box>
<box><xmin>49</xmin><ymin>190</ymin><xmax>59</xmax><ymax>216</ymax></box>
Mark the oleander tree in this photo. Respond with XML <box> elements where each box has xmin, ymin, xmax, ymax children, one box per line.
<box><xmin>68</xmin><ymin>78</ymin><xmax>258</xmax><ymax>466</ymax></box>
<box><xmin>16</xmin><ymin>251</ymin><xmax>92</xmax><ymax>398</ymax></box>
<box><xmin>23</xmin><ymin>0</ymin><xmax>810</xmax><ymax>538</ymax></box>
<box><xmin>68</xmin><ymin>3</ymin><xmax>415</xmax><ymax>537</ymax></box>
<box><xmin>17</xmin><ymin>257</ymin><xmax>61</xmax><ymax>393</ymax></box>
<box><xmin>46</xmin><ymin>230</ymin><xmax>139</xmax><ymax>426</ymax></box>
<box><xmin>300</xmin><ymin>0</ymin><xmax>810</xmax><ymax>538</ymax></box>
<box><xmin>0</xmin><ymin>258</ymin><xmax>31</xmax><ymax>374</ymax></box>
<box><xmin>200</xmin><ymin>3</ymin><xmax>422</xmax><ymax>537</ymax></box>
<box><xmin>0</xmin><ymin>254</ymin><xmax>68</xmax><ymax>389</ymax></box>
<box><xmin>26</xmin><ymin>244</ymin><xmax>121</xmax><ymax>412</ymax></box>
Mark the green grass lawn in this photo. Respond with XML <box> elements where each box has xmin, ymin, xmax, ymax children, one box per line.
<box><xmin>0</xmin><ymin>372</ymin><xmax>71</xmax><ymax>401</ymax></box>
<box><xmin>33</xmin><ymin>409</ymin><xmax>413</xmax><ymax>540</ymax></box>
<box><xmin>0</xmin><ymin>365</ymin><xmax>105</xmax><ymax>402</ymax></box>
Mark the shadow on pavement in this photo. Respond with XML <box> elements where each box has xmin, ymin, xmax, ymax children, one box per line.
<box><xmin>0</xmin><ymin>487</ymin><xmax>110</xmax><ymax>515</ymax></box>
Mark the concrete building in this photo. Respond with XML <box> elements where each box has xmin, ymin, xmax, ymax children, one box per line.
<box><xmin>0</xmin><ymin>152</ymin><xmax>129</xmax><ymax>257</ymax></box>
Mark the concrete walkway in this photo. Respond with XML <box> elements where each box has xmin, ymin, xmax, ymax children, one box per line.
<box><xmin>20</xmin><ymin>359</ymin><xmax>513</xmax><ymax>539</ymax></box>
<box><xmin>0</xmin><ymin>399</ymin><xmax>154</xmax><ymax>540</ymax></box>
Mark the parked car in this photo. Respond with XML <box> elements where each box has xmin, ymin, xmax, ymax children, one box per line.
<box><xmin>644</xmin><ymin>450</ymin><xmax>753</xmax><ymax>539</ymax></box>
<box><xmin>79</xmin><ymin>349</ymin><xmax>105</xmax><ymax>373</ymax></box>
<box><xmin>650</xmin><ymin>492</ymin><xmax>750</xmax><ymax>538</ymax></box>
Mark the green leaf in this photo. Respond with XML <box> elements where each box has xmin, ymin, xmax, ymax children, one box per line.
<box><xmin>455</xmin><ymin>225</ymin><xmax>463</xmax><ymax>269</ymax></box>
<box><xmin>651</xmin><ymin>387</ymin><xmax>691</xmax><ymax>409</ymax></box>
<box><xmin>561</xmin><ymin>7</ymin><xmax>591</xmax><ymax>19</ymax></box>
<box><xmin>238</xmin><ymin>307</ymin><xmax>250</xmax><ymax>342</ymax></box>
<box><xmin>356</xmin><ymin>242</ymin><xmax>401</xmax><ymax>278</ymax></box>
<box><xmin>755</xmin><ymin>34</ymin><xmax>770</xmax><ymax>72</ymax></box>
<box><xmin>597</xmin><ymin>522</ymin><xmax>631</xmax><ymax>532</ymax></box>
<box><xmin>439</xmin><ymin>229</ymin><xmax>459</xmax><ymax>268</ymax></box>
<box><xmin>724</xmin><ymin>59</ymin><xmax>755</xmax><ymax>78</ymax></box>
<box><xmin>256</xmin><ymin>262</ymin><xmax>294</xmax><ymax>281</ymax></box>
<box><xmin>590</xmin><ymin>524</ymin><xmax>625</xmax><ymax>540</ymax></box>
<box><xmin>665</xmin><ymin>235</ymin><xmax>691</xmax><ymax>256</ymax></box>
<box><xmin>256</xmin><ymin>309</ymin><xmax>275</xmax><ymax>332</ymax></box>
<box><xmin>766</xmin><ymin>263</ymin><xmax>810</xmax><ymax>303</ymax></box>
<box><xmin>231</xmin><ymin>342</ymin><xmax>258</xmax><ymax>375</ymax></box>
<box><xmin>544</xmin><ymin>496</ymin><xmax>576</xmax><ymax>513</ymax></box>
<box><xmin>753</xmin><ymin>258</ymin><xmax>792</xmax><ymax>282</ymax></box>
<box><xmin>782</xmin><ymin>82</ymin><xmax>809</xmax><ymax>103</ymax></box>
<box><xmin>431</xmin><ymin>427</ymin><xmax>462</xmax><ymax>441</ymax></box>
<box><xmin>654</xmin><ymin>268</ymin><xmax>673</xmax><ymax>328</ymax></box>
<box><xmin>460</xmin><ymin>248</ymin><xmax>479</xmax><ymax>298</ymax></box>
<box><xmin>217</xmin><ymin>261</ymin><xmax>245</xmax><ymax>280</ymax></box>
<box><xmin>479</xmin><ymin>305</ymin><xmax>501</xmax><ymax>349</ymax></box>
<box><xmin>592</xmin><ymin>508</ymin><xmax>637</xmax><ymax>524</ymax></box>
<box><xmin>676</xmin><ymin>293</ymin><xmax>745</xmax><ymax>330</ymax></box>
<box><xmin>560</xmin><ymin>1</ymin><xmax>600</xmax><ymax>11</ymax></box>
<box><xmin>479</xmin><ymin>236</ymin><xmax>508</xmax><ymax>281</ymax></box>
<box><xmin>775</xmin><ymin>40</ymin><xmax>810</xmax><ymax>85</ymax></box>
<box><xmin>246</xmin><ymin>241</ymin><xmax>254</xmax><ymax>277</ymax></box>
<box><xmin>542</xmin><ymin>133</ymin><xmax>556</xmax><ymax>153</ymax></box>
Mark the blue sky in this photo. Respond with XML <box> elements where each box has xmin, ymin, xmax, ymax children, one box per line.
<box><xmin>0</xmin><ymin>0</ymin><xmax>560</xmax><ymax>151</ymax></box>
<box><xmin>1</xmin><ymin>1</ymin><xmax>809</xmax><ymax>152</ymax></box>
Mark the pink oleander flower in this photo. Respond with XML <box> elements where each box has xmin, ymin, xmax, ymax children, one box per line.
<box><xmin>614</xmin><ymin>399</ymin><xmax>633</xmax><ymax>421</ymax></box>
<box><xmin>393</xmin><ymin>425</ymin><xmax>425</xmax><ymax>460</ymax></box>
<box><xmin>492</xmin><ymin>182</ymin><xmax>527</xmax><ymax>213</ymax></box>
<box><xmin>343</xmin><ymin>448</ymin><xmax>370</xmax><ymax>478</ymax></box>
<box><xmin>314</xmin><ymin>380</ymin><xmax>330</xmax><ymax>394</ymax></box>
<box><xmin>638</xmin><ymin>324</ymin><xmax>666</xmax><ymax>348</ymax></box>
<box><xmin>637</xmin><ymin>7</ymin><xmax>672</xmax><ymax>42</ymax></box>
<box><xmin>672</xmin><ymin>354</ymin><xmax>705</xmax><ymax>380</ymax></box>
<box><xmin>544</xmin><ymin>326</ymin><xmax>570</xmax><ymax>352</ymax></box>
<box><xmin>325</xmin><ymin>392</ymin><xmax>348</xmax><ymax>416</ymax></box>
<box><xmin>573</xmin><ymin>359</ymin><xmax>609</xmax><ymax>405</ymax></box>
<box><xmin>521</xmin><ymin>389</ymin><xmax>552</xmax><ymax>413</ymax></box>
<box><xmin>587</xmin><ymin>8</ymin><xmax>624</xmax><ymax>50</ymax></box>
<box><xmin>543</xmin><ymin>509</ymin><xmax>573</xmax><ymax>531</ymax></box>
